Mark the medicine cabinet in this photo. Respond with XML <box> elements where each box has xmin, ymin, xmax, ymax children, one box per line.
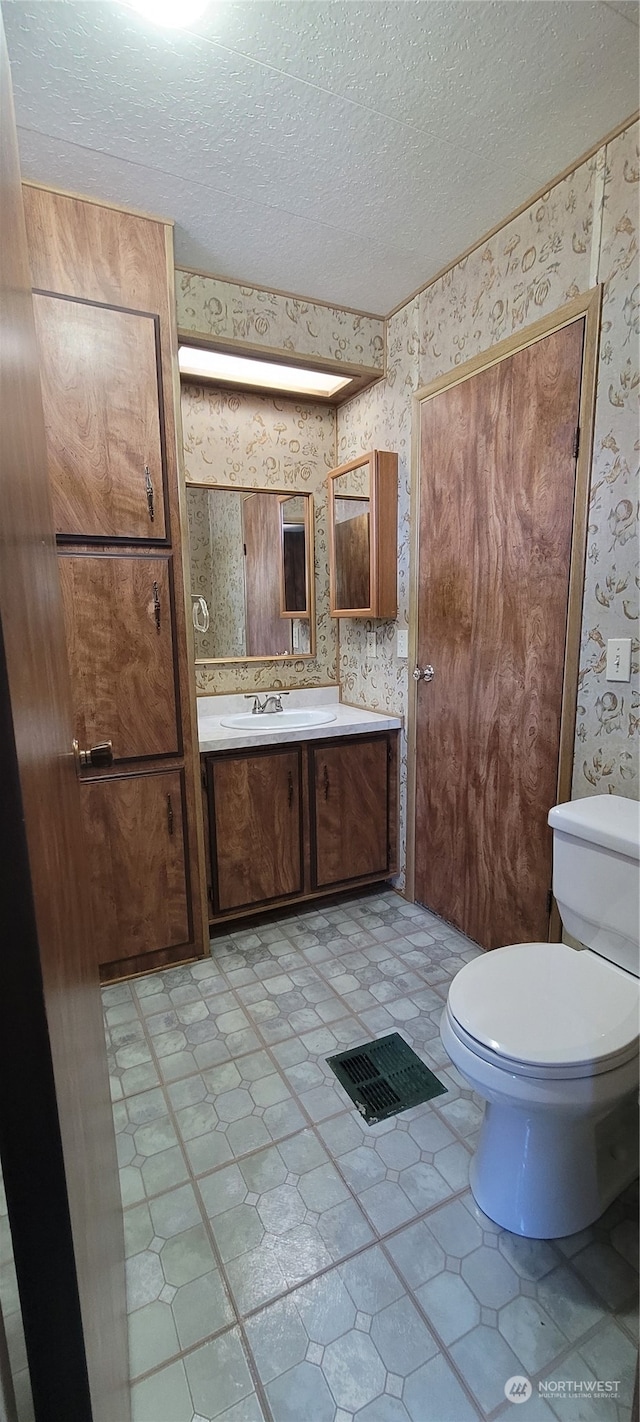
<box><xmin>328</xmin><ymin>451</ymin><xmax>397</xmax><ymax>618</ymax></box>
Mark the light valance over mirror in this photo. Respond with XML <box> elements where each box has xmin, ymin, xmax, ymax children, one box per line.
<box><xmin>186</xmin><ymin>484</ymin><xmax>315</xmax><ymax>663</ymax></box>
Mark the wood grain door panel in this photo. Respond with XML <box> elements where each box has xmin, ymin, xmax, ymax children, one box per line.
<box><xmin>311</xmin><ymin>737</ymin><xmax>389</xmax><ymax>887</ymax></box>
<box><xmin>415</xmin><ymin>321</ymin><xmax>584</xmax><ymax>949</ymax></box>
<box><xmin>0</xmin><ymin>17</ymin><xmax>128</xmax><ymax>1414</ymax></box>
<box><xmin>210</xmin><ymin>749</ymin><xmax>303</xmax><ymax>911</ymax></box>
<box><xmin>82</xmin><ymin>770</ymin><xmax>190</xmax><ymax>965</ymax></box>
<box><xmin>32</xmin><ymin>292</ymin><xmax>166</xmax><ymax>540</ymax></box>
<box><xmin>59</xmin><ymin>552</ymin><xmax>179</xmax><ymax>761</ymax></box>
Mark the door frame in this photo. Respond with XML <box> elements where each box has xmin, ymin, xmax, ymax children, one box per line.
<box><xmin>405</xmin><ymin>285</ymin><xmax>602</xmax><ymax>907</ymax></box>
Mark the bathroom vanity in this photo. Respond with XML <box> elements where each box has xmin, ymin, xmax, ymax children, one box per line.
<box><xmin>198</xmin><ymin>693</ymin><xmax>401</xmax><ymax>923</ymax></box>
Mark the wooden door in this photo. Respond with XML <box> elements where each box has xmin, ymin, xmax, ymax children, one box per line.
<box><xmin>59</xmin><ymin>551</ymin><xmax>179</xmax><ymax>760</ymax></box>
<box><xmin>311</xmin><ymin>736</ymin><xmax>389</xmax><ymax>887</ymax></box>
<box><xmin>32</xmin><ymin>292</ymin><xmax>166</xmax><ymax>540</ymax></box>
<box><xmin>209</xmin><ymin>748</ymin><xmax>303</xmax><ymax>910</ymax></box>
<box><xmin>415</xmin><ymin>321</ymin><xmax>584</xmax><ymax>949</ymax></box>
<box><xmin>0</xmin><ymin>15</ymin><xmax>128</xmax><ymax>1419</ymax></box>
<box><xmin>243</xmin><ymin>493</ymin><xmax>291</xmax><ymax>656</ymax></box>
<box><xmin>83</xmin><ymin>770</ymin><xmax>190</xmax><ymax>966</ymax></box>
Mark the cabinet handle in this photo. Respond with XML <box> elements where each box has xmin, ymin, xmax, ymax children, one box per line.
<box><xmin>167</xmin><ymin>794</ymin><xmax>174</xmax><ymax>836</ymax></box>
<box><xmin>153</xmin><ymin>580</ymin><xmax>161</xmax><ymax>632</ymax></box>
<box><xmin>288</xmin><ymin>770</ymin><xmax>293</xmax><ymax>807</ymax></box>
<box><xmin>145</xmin><ymin>465</ymin><xmax>155</xmax><ymax>523</ymax></box>
<box><xmin>323</xmin><ymin>765</ymin><xmax>330</xmax><ymax>800</ymax></box>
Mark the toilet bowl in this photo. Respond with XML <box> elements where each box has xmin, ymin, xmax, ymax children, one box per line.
<box><xmin>440</xmin><ymin>796</ymin><xmax>640</xmax><ymax>1238</ymax></box>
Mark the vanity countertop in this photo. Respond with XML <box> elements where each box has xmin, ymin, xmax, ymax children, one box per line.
<box><xmin>197</xmin><ymin>688</ymin><xmax>402</xmax><ymax>753</ymax></box>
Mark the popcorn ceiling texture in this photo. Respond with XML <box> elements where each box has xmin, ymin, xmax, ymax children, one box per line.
<box><xmin>180</xmin><ymin>120</ymin><xmax>639</xmax><ymax>885</ymax></box>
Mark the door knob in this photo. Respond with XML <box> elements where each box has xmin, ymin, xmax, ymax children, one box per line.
<box><xmin>413</xmin><ymin>666</ymin><xmax>435</xmax><ymax>682</ymax></box>
<box><xmin>73</xmin><ymin>739</ymin><xmax>114</xmax><ymax>770</ymax></box>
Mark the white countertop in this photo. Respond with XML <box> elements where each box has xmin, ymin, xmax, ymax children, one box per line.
<box><xmin>197</xmin><ymin>687</ymin><xmax>402</xmax><ymax>753</ymax></box>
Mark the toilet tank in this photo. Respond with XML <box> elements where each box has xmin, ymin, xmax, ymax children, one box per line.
<box><xmin>548</xmin><ymin>797</ymin><xmax>640</xmax><ymax>976</ymax></box>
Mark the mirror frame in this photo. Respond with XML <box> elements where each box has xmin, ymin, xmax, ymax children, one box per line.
<box><xmin>185</xmin><ymin>482</ymin><xmax>316</xmax><ymax>664</ymax></box>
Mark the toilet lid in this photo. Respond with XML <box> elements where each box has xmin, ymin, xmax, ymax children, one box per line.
<box><xmin>448</xmin><ymin>942</ymin><xmax>639</xmax><ymax>1071</ymax></box>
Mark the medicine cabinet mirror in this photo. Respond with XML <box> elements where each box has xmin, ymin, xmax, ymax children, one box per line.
<box><xmin>186</xmin><ymin>484</ymin><xmax>315</xmax><ymax>663</ymax></box>
<box><xmin>328</xmin><ymin>451</ymin><xmax>398</xmax><ymax>618</ymax></box>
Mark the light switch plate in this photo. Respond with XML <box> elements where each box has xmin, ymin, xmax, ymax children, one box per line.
<box><xmin>397</xmin><ymin>629</ymin><xmax>409</xmax><ymax>659</ymax></box>
<box><xmin>606</xmin><ymin>638</ymin><xmax>631</xmax><ymax>681</ymax></box>
<box><xmin>366</xmin><ymin>630</ymin><xmax>377</xmax><ymax>661</ymax></box>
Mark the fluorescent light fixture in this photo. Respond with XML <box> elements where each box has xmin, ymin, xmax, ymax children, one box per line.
<box><xmin>178</xmin><ymin>345</ymin><xmax>353</xmax><ymax>399</ymax></box>
<box><xmin>125</xmin><ymin>0</ymin><xmax>209</xmax><ymax>27</ymax></box>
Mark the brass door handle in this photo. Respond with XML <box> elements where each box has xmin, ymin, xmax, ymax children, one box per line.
<box><xmin>144</xmin><ymin>465</ymin><xmax>155</xmax><ymax>522</ymax></box>
<box><xmin>73</xmin><ymin>738</ymin><xmax>114</xmax><ymax>770</ymax></box>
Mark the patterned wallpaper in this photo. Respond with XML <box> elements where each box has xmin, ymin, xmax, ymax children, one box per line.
<box><xmin>337</xmin><ymin>120</ymin><xmax>639</xmax><ymax>884</ymax></box>
<box><xmin>181</xmin><ymin>384</ymin><xmax>338</xmax><ymax>693</ymax></box>
<box><xmin>176</xmin><ymin>270</ymin><xmax>385</xmax><ymax>371</ymax></box>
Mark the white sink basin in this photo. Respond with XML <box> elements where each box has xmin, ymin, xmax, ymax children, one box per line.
<box><xmin>219</xmin><ymin>709</ymin><xmax>337</xmax><ymax>731</ymax></box>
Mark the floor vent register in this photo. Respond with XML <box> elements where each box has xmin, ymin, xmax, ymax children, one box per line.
<box><xmin>326</xmin><ymin>1032</ymin><xmax>446</xmax><ymax>1125</ymax></box>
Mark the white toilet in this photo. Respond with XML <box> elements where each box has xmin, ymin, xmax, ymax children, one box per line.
<box><xmin>440</xmin><ymin>796</ymin><xmax>639</xmax><ymax>1239</ymax></box>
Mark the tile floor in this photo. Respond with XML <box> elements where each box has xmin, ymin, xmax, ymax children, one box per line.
<box><xmin>102</xmin><ymin>890</ymin><xmax>639</xmax><ymax>1422</ymax></box>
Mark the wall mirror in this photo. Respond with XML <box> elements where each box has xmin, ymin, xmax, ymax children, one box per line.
<box><xmin>328</xmin><ymin>451</ymin><xmax>398</xmax><ymax>618</ymax></box>
<box><xmin>186</xmin><ymin>484</ymin><xmax>315</xmax><ymax>662</ymax></box>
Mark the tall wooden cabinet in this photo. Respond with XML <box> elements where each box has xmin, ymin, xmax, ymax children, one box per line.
<box><xmin>24</xmin><ymin>184</ymin><xmax>206</xmax><ymax>980</ymax></box>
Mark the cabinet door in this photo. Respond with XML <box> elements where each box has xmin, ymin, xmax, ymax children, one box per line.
<box><xmin>312</xmin><ymin>737</ymin><xmax>389</xmax><ymax>887</ymax></box>
<box><xmin>59</xmin><ymin>552</ymin><xmax>179</xmax><ymax>761</ymax></box>
<box><xmin>82</xmin><ymin>771</ymin><xmax>190</xmax><ymax>966</ymax></box>
<box><xmin>32</xmin><ymin>293</ymin><xmax>166</xmax><ymax>540</ymax></box>
<box><xmin>210</xmin><ymin>749</ymin><xmax>303</xmax><ymax>911</ymax></box>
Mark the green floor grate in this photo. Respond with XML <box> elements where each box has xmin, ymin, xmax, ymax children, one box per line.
<box><xmin>326</xmin><ymin>1032</ymin><xmax>446</xmax><ymax>1125</ymax></box>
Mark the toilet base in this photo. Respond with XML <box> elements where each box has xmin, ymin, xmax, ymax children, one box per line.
<box><xmin>469</xmin><ymin>1093</ymin><xmax>639</xmax><ymax>1238</ymax></box>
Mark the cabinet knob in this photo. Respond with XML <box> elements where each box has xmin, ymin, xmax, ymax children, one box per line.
<box><xmin>73</xmin><ymin>738</ymin><xmax>114</xmax><ymax>770</ymax></box>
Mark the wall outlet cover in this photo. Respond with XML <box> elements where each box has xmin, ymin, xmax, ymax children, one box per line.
<box><xmin>397</xmin><ymin>629</ymin><xmax>409</xmax><ymax>659</ymax></box>
<box><xmin>366</xmin><ymin>630</ymin><xmax>377</xmax><ymax>660</ymax></box>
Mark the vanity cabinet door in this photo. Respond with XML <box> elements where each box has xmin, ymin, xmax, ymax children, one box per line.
<box><xmin>32</xmin><ymin>292</ymin><xmax>166</xmax><ymax>541</ymax></box>
<box><xmin>311</xmin><ymin>736</ymin><xmax>390</xmax><ymax>887</ymax></box>
<box><xmin>208</xmin><ymin>748</ymin><xmax>303</xmax><ymax>911</ymax></box>
<box><xmin>82</xmin><ymin>770</ymin><xmax>190</xmax><ymax>967</ymax></box>
<box><xmin>59</xmin><ymin>551</ymin><xmax>179</xmax><ymax>761</ymax></box>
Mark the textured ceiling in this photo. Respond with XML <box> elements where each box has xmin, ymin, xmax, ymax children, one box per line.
<box><xmin>4</xmin><ymin>0</ymin><xmax>639</xmax><ymax>313</ymax></box>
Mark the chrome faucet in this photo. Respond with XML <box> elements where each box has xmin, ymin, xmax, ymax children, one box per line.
<box><xmin>244</xmin><ymin>693</ymin><xmax>289</xmax><ymax>715</ymax></box>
